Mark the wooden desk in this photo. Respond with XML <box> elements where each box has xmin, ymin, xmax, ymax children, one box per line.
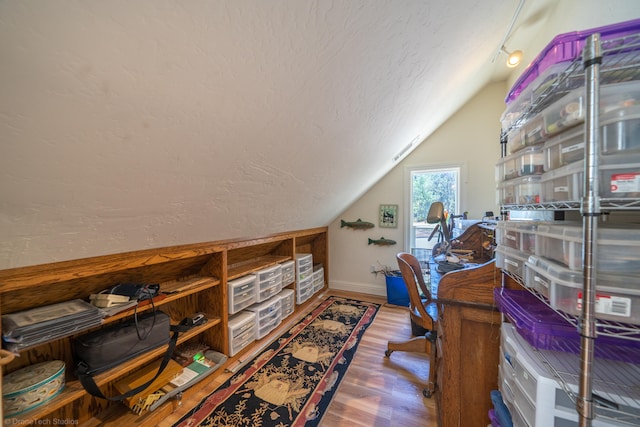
<box><xmin>430</xmin><ymin>259</ymin><xmax>503</xmax><ymax>427</ymax></box>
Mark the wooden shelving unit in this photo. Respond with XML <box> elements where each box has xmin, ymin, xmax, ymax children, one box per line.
<box><xmin>0</xmin><ymin>227</ymin><xmax>328</xmax><ymax>425</ymax></box>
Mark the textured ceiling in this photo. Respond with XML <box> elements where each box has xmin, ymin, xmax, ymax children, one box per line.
<box><xmin>0</xmin><ymin>0</ymin><xmax>562</xmax><ymax>267</ymax></box>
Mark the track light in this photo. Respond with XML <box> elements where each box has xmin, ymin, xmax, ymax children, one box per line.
<box><xmin>502</xmin><ymin>47</ymin><xmax>523</xmax><ymax>68</ymax></box>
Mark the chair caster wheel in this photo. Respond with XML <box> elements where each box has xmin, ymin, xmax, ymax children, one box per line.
<box><xmin>385</xmin><ymin>350</ymin><xmax>392</xmax><ymax>357</ymax></box>
<box><xmin>423</xmin><ymin>389</ymin><xmax>432</xmax><ymax>398</ymax></box>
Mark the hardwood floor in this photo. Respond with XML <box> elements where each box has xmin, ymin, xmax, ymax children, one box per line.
<box><xmin>159</xmin><ymin>289</ymin><xmax>437</xmax><ymax>427</ymax></box>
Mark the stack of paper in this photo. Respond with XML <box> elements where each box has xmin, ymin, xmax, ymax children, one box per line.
<box><xmin>2</xmin><ymin>299</ymin><xmax>103</xmax><ymax>352</ymax></box>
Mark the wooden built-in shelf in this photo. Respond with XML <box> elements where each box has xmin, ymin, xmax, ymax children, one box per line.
<box><xmin>1</xmin><ymin>227</ymin><xmax>327</xmax><ymax>425</ymax></box>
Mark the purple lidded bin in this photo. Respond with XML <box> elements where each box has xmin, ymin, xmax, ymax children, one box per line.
<box><xmin>506</xmin><ymin>18</ymin><xmax>640</xmax><ymax>105</ymax></box>
<box><xmin>494</xmin><ymin>288</ymin><xmax>640</xmax><ymax>364</ymax></box>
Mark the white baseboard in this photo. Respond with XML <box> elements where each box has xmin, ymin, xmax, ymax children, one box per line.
<box><xmin>328</xmin><ymin>280</ymin><xmax>386</xmax><ymax>297</ymax></box>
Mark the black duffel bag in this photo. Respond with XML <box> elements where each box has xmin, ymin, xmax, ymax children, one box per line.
<box><xmin>74</xmin><ymin>310</ymin><xmax>189</xmax><ymax>401</ymax></box>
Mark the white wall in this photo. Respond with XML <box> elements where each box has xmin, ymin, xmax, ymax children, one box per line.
<box><xmin>328</xmin><ymin>81</ymin><xmax>507</xmax><ymax>296</ymax></box>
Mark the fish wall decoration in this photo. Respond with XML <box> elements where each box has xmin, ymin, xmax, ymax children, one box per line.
<box><xmin>368</xmin><ymin>237</ymin><xmax>397</xmax><ymax>246</ymax></box>
<box><xmin>340</xmin><ymin>219</ymin><xmax>375</xmax><ymax>230</ymax></box>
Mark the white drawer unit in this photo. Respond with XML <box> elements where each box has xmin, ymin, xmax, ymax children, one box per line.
<box><xmin>278</xmin><ymin>288</ymin><xmax>295</xmax><ymax>318</ymax></box>
<box><xmin>256</xmin><ymin>264</ymin><xmax>282</xmax><ymax>282</ymax></box>
<box><xmin>296</xmin><ymin>275</ymin><xmax>314</xmax><ymax>305</ymax></box>
<box><xmin>280</xmin><ymin>260</ymin><xmax>295</xmax><ymax>286</ymax></box>
<box><xmin>295</xmin><ymin>253</ymin><xmax>314</xmax><ymax>281</ymax></box>
<box><xmin>228</xmin><ymin>311</ymin><xmax>256</xmax><ymax>357</ymax></box>
<box><xmin>227</xmin><ymin>274</ymin><xmax>257</xmax><ymax>315</ymax></box>
<box><xmin>501</xmin><ymin>322</ymin><xmax>640</xmax><ymax>427</ymax></box>
<box><xmin>255</xmin><ymin>265</ymin><xmax>283</xmax><ymax>303</ymax></box>
<box><xmin>312</xmin><ymin>266</ymin><xmax>324</xmax><ymax>293</ymax></box>
<box><xmin>246</xmin><ymin>296</ymin><xmax>282</xmax><ymax>339</ymax></box>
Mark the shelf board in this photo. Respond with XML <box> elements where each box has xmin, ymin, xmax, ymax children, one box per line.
<box><xmin>8</xmin><ymin>316</ymin><xmax>221</xmax><ymax>423</ymax></box>
<box><xmin>227</xmin><ymin>255</ymin><xmax>290</xmax><ymax>281</ymax></box>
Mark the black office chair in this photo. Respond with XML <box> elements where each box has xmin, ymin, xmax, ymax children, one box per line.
<box><xmin>385</xmin><ymin>252</ymin><xmax>438</xmax><ymax>398</ymax></box>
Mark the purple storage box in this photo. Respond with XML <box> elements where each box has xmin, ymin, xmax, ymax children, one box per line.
<box><xmin>494</xmin><ymin>288</ymin><xmax>640</xmax><ymax>364</ymax></box>
<box><xmin>506</xmin><ymin>18</ymin><xmax>640</xmax><ymax>104</ymax></box>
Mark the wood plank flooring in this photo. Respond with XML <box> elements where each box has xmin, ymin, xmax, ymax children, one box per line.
<box><xmin>159</xmin><ymin>289</ymin><xmax>437</xmax><ymax>427</ymax></box>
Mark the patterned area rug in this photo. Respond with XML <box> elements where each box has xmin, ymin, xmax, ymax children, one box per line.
<box><xmin>172</xmin><ymin>296</ymin><xmax>380</xmax><ymax>427</ymax></box>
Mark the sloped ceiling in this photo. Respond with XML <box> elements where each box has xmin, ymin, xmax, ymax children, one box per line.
<box><xmin>1</xmin><ymin>0</ymin><xmax>559</xmax><ymax>268</ymax></box>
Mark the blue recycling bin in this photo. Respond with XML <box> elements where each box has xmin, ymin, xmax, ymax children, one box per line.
<box><xmin>385</xmin><ymin>274</ymin><xmax>409</xmax><ymax>306</ymax></box>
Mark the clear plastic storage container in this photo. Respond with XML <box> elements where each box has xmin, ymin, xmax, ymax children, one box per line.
<box><xmin>496</xmin><ymin>221</ymin><xmax>538</xmax><ymax>254</ymax></box>
<box><xmin>540</xmin><ymin>161</ymin><xmax>583</xmax><ymax>203</ymax></box>
<box><xmin>227</xmin><ymin>274</ymin><xmax>257</xmax><ymax>315</ymax></box>
<box><xmin>535</xmin><ymin>222</ymin><xmax>640</xmax><ymax>274</ymax></box>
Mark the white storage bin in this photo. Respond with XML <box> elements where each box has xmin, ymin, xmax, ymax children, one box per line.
<box><xmin>528</xmin><ymin>257</ymin><xmax>640</xmax><ymax>324</ymax></box>
<box><xmin>535</xmin><ymin>223</ymin><xmax>640</xmax><ymax>274</ymax></box>
<box><xmin>495</xmin><ymin>246</ymin><xmax>529</xmax><ymax>282</ymax></box>
<box><xmin>312</xmin><ymin>267</ymin><xmax>324</xmax><ymax>293</ymax></box>
<box><xmin>256</xmin><ymin>264</ymin><xmax>282</xmax><ymax>282</ymax></box>
<box><xmin>523</xmin><ymin>255</ymin><xmax>553</xmax><ymax>298</ymax></box>
<box><xmin>497</xmin><ymin>179</ymin><xmax>517</xmax><ymax>205</ymax></box>
<box><xmin>600</xmin><ymin>152</ymin><xmax>640</xmax><ymax>199</ymax></box>
<box><xmin>280</xmin><ymin>260</ymin><xmax>295</xmax><ymax>286</ymax></box>
<box><xmin>540</xmin><ymin>161</ymin><xmax>583</xmax><ymax>203</ymax></box>
<box><xmin>505</xmin><ymin>127</ymin><xmax>526</xmax><ymax>156</ymax></box>
<box><xmin>522</xmin><ymin>113</ymin><xmax>547</xmax><ymax>148</ymax></box>
<box><xmin>256</xmin><ymin>272</ymin><xmax>282</xmax><ymax>303</ymax></box>
<box><xmin>496</xmin><ymin>221</ymin><xmax>538</xmax><ymax>254</ymax></box>
<box><xmin>228</xmin><ymin>311</ymin><xmax>256</xmax><ymax>357</ymax></box>
<box><xmin>296</xmin><ymin>275</ymin><xmax>314</xmax><ymax>305</ymax></box>
<box><xmin>602</xmin><ymin>103</ymin><xmax>640</xmax><ymax>155</ymax></box>
<box><xmin>296</xmin><ymin>253</ymin><xmax>313</xmax><ymax>281</ymax></box>
<box><xmin>543</xmin><ymin>86</ymin><xmax>586</xmax><ymax>136</ymax></box>
<box><xmin>278</xmin><ymin>289</ymin><xmax>295</xmax><ymax>318</ymax></box>
<box><xmin>503</xmin><ymin>322</ymin><xmax>637</xmax><ymax>427</ymax></box>
<box><xmin>227</xmin><ymin>274</ymin><xmax>257</xmax><ymax>315</ymax></box>
<box><xmin>543</xmin><ymin>126</ymin><xmax>585</xmax><ymax>170</ymax></box>
<box><xmin>515</xmin><ymin>175</ymin><xmax>542</xmax><ymax>205</ymax></box>
<box><xmin>246</xmin><ymin>296</ymin><xmax>282</xmax><ymax>339</ymax></box>
<box><xmin>496</xmin><ymin>151</ymin><xmax>519</xmax><ymax>182</ymax></box>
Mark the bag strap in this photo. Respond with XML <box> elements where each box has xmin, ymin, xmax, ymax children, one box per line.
<box><xmin>77</xmin><ymin>322</ymin><xmax>192</xmax><ymax>401</ymax></box>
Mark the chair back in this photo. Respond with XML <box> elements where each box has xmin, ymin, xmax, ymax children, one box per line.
<box><xmin>396</xmin><ymin>252</ymin><xmax>436</xmax><ymax>329</ymax></box>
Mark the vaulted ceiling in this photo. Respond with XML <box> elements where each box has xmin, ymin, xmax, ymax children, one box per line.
<box><xmin>0</xmin><ymin>0</ymin><xmax>623</xmax><ymax>268</ymax></box>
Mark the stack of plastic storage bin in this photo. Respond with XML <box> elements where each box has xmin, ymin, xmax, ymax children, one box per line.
<box><xmin>496</xmin><ymin>18</ymin><xmax>640</xmax><ymax>427</ymax></box>
<box><xmin>494</xmin><ymin>302</ymin><xmax>640</xmax><ymax>426</ymax></box>
<box><xmin>295</xmin><ymin>253</ymin><xmax>314</xmax><ymax>304</ymax></box>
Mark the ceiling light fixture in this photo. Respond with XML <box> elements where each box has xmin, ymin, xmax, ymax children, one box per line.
<box><xmin>491</xmin><ymin>0</ymin><xmax>526</xmax><ymax>67</ymax></box>
<box><xmin>502</xmin><ymin>47</ymin><xmax>523</xmax><ymax>68</ymax></box>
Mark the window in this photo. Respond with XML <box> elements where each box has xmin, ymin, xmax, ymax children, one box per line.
<box><xmin>405</xmin><ymin>165</ymin><xmax>460</xmax><ymax>260</ymax></box>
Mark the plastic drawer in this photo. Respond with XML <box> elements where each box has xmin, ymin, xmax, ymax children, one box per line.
<box><xmin>246</xmin><ymin>296</ymin><xmax>281</xmax><ymax>322</ymax></box>
<box><xmin>228</xmin><ymin>275</ymin><xmax>257</xmax><ymax>315</ymax></box>
<box><xmin>504</xmin><ymin>322</ymin><xmax>638</xmax><ymax>427</ymax></box>
<box><xmin>497</xmin><ymin>179</ymin><xmax>517</xmax><ymax>205</ymax></box>
<box><xmin>296</xmin><ymin>275</ymin><xmax>314</xmax><ymax>304</ymax></box>
<box><xmin>257</xmin><ymin>273</ymin><xmax>282</xmax><ymax>302</ymax></box>
<box><xmin>278</xmin><ymin>289</ymin><xmax>295</xmax><ymax>318</ymax></box>
<box><xmin>297</xmin><ymin>262</ymin><xmax>313</xmax><ymax>281</ymax></box>
<box><xmin>255</xmin><ymin>264</ymin><xmax>282</xmax><ymax>282</ymax></box>
<box><xmin>543</xmin><ymin>86</ymin><xmax>586</xmax><ymax>137</ymax></box>
<box><xmin>254</xmin><ymin>309</ymin><xmax>281</xmax><ymax>339</ymax></box>
<box><xmin>515</xmin><ymin>175</ymin><xmax>542</xmax><ymax>204</ymax></box>
<box><xmin>602</xmin><ymin>103</ymin><xmax>640</xmax><ymax>155</ymax></box>
<box><xmin>496</xmin><ymin>221</ymin><xmax>538</xmax><ymax>254</ymax></box>
<box><xmin>600</xmin><ymin>152</ymin><xmax>640</xmax><ymax>198</ymax></box>
<box><xmin>540</xmin><ymin>162</ymin><xmax>583</xmax><ymax>203</ymax></box>
<box><xmin>495</xmin><ymin>246</ymin><xmax>529</xmax><ymax>282</ymax></box>
<box><xmin>228</xmin><ymin>311</ymin><xmax>256</xmax><ymax>357</ymax></box>
<box><xmin>535</xmin><ymin>222</ymin><xmax>640</xmax><ymax>274</ymax></box>
<box><xmin>522</xmin><ymin>114</ymin><xmax>547</xmax><ymax>148</ymax></box>
<box><xmin>543</xmin><ymin>126</ymin><xmax>585</xmax><ymax>170</ymax></box>
<box><xmin>280</xmin><ymin>260</ymin><xmax>295</xmax><ymax>286</ymax></box>
<box><xmin>505</xmin><ymin>128</ymin><xmax>525</xmax><ymax>156</ymax></box>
